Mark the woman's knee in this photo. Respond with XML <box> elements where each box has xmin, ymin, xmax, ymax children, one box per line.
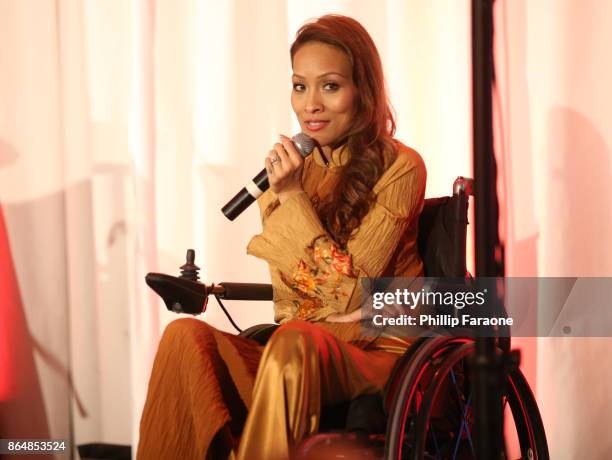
<box><xmin>161</xmin><ymin>317</ymin><xmax>216</xmax><ymax>346</ymax></box>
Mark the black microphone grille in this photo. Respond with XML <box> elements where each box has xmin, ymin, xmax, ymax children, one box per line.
<box><xmin>291</xmin><ymin>132</ymin><xmax>316</xmax><ymax>157</ymax></box>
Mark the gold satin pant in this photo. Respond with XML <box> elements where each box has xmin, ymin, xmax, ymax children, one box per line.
<box><xmin>137</xmin><ymin>318</ymin><xmax>404</xmax><ymax>460</ymax></box>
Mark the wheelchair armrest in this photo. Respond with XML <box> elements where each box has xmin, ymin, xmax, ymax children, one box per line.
<box><xmin>217</xmin><ymin>282</ymin><xmax>273</xmax><ymax>301</ymax></box>
<box><xmin>145</xmin><ymin>273</ymin><xmax>273</xmax><ymax>315</ymax></box>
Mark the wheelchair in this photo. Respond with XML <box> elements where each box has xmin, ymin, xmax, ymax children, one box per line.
<box><xmin>146</xmin><ymin>177</ymin><xmax>549</xmax><ymax>460</ymax></box>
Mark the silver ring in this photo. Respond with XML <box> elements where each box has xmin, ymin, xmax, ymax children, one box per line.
<box><xmin>270</xmin><ymin>155</ymin><xmax>281</xmax><ymax>165</ymax></box>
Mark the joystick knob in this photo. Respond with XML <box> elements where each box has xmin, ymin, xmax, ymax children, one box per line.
<box><xmin>179</xmin><ymin>249</ymin><xmax>200</xmax><ymax>281</ymax></box>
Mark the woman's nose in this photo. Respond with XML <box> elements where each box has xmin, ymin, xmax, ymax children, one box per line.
<box><xmin>305</xmin><ymin>91</ymin><xmax>323</xmax><ymax>113</ymax></box>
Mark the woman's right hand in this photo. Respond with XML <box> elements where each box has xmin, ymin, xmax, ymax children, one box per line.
<box><xmin>266</xmin><ymin>134</ymin><xmax>305</xmax><ymax>203</ymax></box>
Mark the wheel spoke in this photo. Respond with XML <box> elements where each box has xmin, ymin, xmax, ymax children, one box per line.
<box><xmin>448</xmin><ymin>367</ymin><xmax>475</xmax><ymax>458</ymax></box>
<box><xmin>463</xmin><ymin>392</ymin><xmax>475</xmax><ymax>454</ymax></box>
<box><xmin>429</xmin><ymin>421</ymin><xmax>442</xmax><ymax>458</ymax></box>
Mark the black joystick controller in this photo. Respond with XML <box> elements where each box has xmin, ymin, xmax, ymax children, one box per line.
<box><xmin>145</xmin><ymin>249</ymin><xmax>208</xmax><ymax>314</ymax></box>
<box><xmin>179</xmin><ymin>249</ymin><xmax>200</xmax><ymax>281</ymax></box>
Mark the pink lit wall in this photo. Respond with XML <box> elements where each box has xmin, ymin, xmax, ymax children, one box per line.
<box><xmin>494</xmin><ymin>1</ymin><xmax>612</xmax><ymax>458</ymax></box>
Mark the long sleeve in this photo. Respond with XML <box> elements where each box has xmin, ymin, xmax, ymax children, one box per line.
<box><xmin>247</xmin><ymin>145</ymin><xmax>426</xmax><ymax>323</ymax></box>
<box><xmin>250</xmin><ymin>189</ymin><xmax>303</xmax><ymax>324</ymax></box>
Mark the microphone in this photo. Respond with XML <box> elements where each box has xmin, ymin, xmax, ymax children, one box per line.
<box><xmin>221</xmin><ymin>133</ymin><xmax>316</xmax><ymax>220</ymax></box>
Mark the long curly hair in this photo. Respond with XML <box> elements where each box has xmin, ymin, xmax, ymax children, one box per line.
<box><xmin>290</xmin><ymin>15</ymin><xmax>397</xmax><ymax>247</ymax></box>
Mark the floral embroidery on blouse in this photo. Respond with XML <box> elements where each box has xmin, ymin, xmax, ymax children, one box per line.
<box><xmin>292</xmin><ymin>298</ymin><xmax>322</xmax><ymax>320</ymax></box>
<box><xmin>291</xmin><ymin>260</ymin><xmax>327</xmax><ymax>297</ymax></box>
<box><xmin>287</xmin><ymin>237</ymin><xmax>357</xmax><ymax>319</ymax></box>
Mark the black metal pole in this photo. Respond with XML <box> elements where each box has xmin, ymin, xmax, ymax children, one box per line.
<box><xmin>471</xmin><ymin>0</ymin><xmax>505</xmax><ymax>459</ymax></box>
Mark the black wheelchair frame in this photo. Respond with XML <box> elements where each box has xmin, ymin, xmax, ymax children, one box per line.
<box><xmin>145</xmin><ymin>177</ymin><xmax>549</xmax><ymax>460</ymax></box>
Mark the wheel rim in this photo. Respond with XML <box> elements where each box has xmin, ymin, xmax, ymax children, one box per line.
<box><xmin>386</xmin><ymin>339</ymin><xmax>547</xmax><ymax>460</ymax></box>
<box><xmin>385</xmin><ymin>336</ymin><xmax>472</xmax><ymax>459</ymax></box>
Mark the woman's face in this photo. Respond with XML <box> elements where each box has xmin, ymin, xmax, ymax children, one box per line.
<box><xmin>291</xmin><ymin>42</ymin><xmax>357</xmax><ymax>148</ymax></box>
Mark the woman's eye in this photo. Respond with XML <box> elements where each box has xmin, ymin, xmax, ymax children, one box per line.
<box><xmin>323</xmin><ymin>82</ymin><xmax>340</xmax><ymax>91</ymax></box>
<box><xmin>293</xmin><ymin>83</ymin><xmax>305</xmax><ymax>92</ymax></box>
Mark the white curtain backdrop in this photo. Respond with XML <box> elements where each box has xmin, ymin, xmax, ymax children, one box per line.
<box><xmin>0</xmin><ymin>0</ymin><xmax>610</xmax><ymax>458</ymax></box>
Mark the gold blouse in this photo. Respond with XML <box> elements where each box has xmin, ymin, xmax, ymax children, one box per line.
<box><xmin>247</xmin><ymin>140</ymin><xmax>426</xmax><ymax>324</ymax></box>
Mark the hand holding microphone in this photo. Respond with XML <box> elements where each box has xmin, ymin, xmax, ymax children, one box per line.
<box><xmin>222</xmin><ymin>133</ymin><xmax>315</xmax><ymax>220</ymax></box>
<box><xmin>266</xmin><ymin>134</ymin><xmax>308</xmax><ymax>204</ymax></box>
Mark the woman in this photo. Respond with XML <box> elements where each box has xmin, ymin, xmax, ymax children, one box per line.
<box><xmin>137</xmin><ymin>14</ymin><xmax>426</xmax><ymax>460</ymax></box>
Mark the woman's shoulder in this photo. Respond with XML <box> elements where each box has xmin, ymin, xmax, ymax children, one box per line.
<box><xmin>376</xmin><ymin>140</ymin><xmax>426</xmax><ymax>192</ymax></box>
<box><xmin>390</xmin><ymin>140</ymin><xmax>426</xmax><ymax>174</ymax></box>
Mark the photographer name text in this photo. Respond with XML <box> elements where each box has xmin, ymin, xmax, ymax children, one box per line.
<box><xmin>371</xmin><ymin>313</ymin><xmax>513</xmax><ymax>327</ymax></box>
